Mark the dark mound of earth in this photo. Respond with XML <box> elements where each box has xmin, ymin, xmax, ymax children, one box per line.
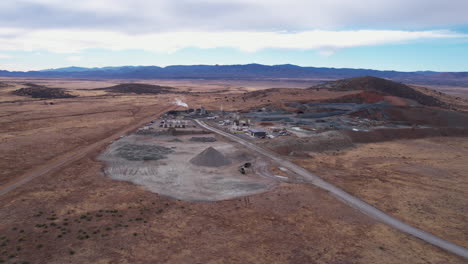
<box><xmin>97</xmin><ymin>83</ymin><xmax>175</xmax><ymax>94</ymax></box>
<box><xmin>312</xmin><ymin>76</ymin><xmax>444</xmax><ymax>107</ymax></box>
<box><xmin>189</xmin><ymin>137</ymin><xmax>217</xmax><ymax>142</ymax></box>
<box><xmin>12</xmin><ymin>83</ymin><xmax>76</xmax><ymax>98</ymax></box>
<box><xmin>190</xmin><ymin>147</ymin><xmax>231</xmax><ymax>167</ymax></box>
<box><xmin>0</xmin><ymin>82</ymin><xmax>10</xmax><ymax>88</ymax></box>
<box><xmin>323</xmin><ymin>91</ymin><xmax>386</xmax><ymax>104</ymax></box>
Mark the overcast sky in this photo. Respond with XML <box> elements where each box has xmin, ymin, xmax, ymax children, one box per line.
<box><xmin>1</xmin><ymin>0</ymin><xmax>468</xmax><ymax>71</ymax></box>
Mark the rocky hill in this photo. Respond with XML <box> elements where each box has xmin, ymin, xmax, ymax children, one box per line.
<box><xmin>96</xmin><ymin>83</ymin><xmax>175</xmax><ymax>94</ymax></box>
<box><xmin>312</xmin><ymin>76</ymin><xmax>445</xmax><ymax>107</ymax></box>
<box><xmin>12</xmin><ymin>83</ymin><xmax>76</xmax><ymax>98</ymax></box>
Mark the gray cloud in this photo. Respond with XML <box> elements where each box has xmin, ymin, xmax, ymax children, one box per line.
<box><xmin>1</xmin><ymin>0</ymin><xmax>468</xmax><ymax>33</ymax></box>
<box><xmin>0</xmin><ymin>2</ymin><xmax>145</xmax><ymax>31</ymax></box>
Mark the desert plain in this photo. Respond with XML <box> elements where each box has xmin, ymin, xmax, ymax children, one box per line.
<box><xmin>0</xmin><ymin>77</ymin><xmax>467</xmax><ymax>264</ymax></box>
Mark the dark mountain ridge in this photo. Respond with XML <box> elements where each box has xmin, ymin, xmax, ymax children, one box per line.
<box><xmin>1</xmin><ymin>64</ymin><xmax>468</xmax><ymax>87</ymax></box>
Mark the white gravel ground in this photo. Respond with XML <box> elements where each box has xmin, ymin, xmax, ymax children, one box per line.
<box><xmin>99</xmin><ymin>133</ymin><xmax>276</xmax><ymax>201</ymax></box>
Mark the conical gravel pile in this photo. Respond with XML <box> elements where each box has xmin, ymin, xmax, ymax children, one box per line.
<box><xmin>190</xmin><ymin>147</ymin><xmax>231</xmax><ymax>167</ymax></box>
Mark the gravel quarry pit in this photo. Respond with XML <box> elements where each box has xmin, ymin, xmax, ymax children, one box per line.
<box><xmin>99</xmin><ymin>133</ymin><xmax>275</xmax><ymax>201</ymax></box>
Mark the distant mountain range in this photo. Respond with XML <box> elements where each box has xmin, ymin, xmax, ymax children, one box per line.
<box><xmin>2</xmin><ymin>64</ymin><xmax>468</xmax><ymax>87</ymax></box>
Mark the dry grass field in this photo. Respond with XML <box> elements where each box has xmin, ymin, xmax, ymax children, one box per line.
<box><xmin>0</xmin><ymin>78</ymin><xmax>467</xmax><ymax>263</ymax></box>
<box><xmin>0</xmin><ymin>77</ymin><xmax>319</xmax><ymax>93</ymax></box>
<box><xmin>1</xmin><ymin>153</ymin><xmax>464</xmax><ymax>264</ymax></box>
<box><xmin>420</xmin><ymin>84</ymin><xmax>468</xmax><ymax>100</ymax></box>
<box><xmin>295</xmin><ymin>137</ymin><xmax>468</xmax><ymax>248</ymax></box>
<box><xmin>0</xmin><ymin>83</ymin><xmax>177</xmax><ymax>187</ymax></box>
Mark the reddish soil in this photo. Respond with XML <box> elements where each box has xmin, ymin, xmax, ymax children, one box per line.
<box><xmin>259</xmin><ymin>122</ymin><xmax>275</xmax><ymax>126</ymax></box>
<box><xmin>383</xmin><ymin>96</ymin><xmax>410</xmax><ymax>106</ymax></box>
<box><xmin>324</xmin><ymin>91</ymin><xmax>386</xmax><ymax>104</ymax></box>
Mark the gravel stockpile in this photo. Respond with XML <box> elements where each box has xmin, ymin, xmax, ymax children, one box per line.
<box><xmin>189</xmin><ymin>137</ymin><xmax>217</xmax><ymax>142</ymax></box>
<box><xmin>190</xmin><ymin>147</ymin><xmax>231</xmax><ymax>167</ymax></box>
<box><xmin>116</xmin><ymin>144</ymin><xmax>174</xmax><ymax>161</ymax></box>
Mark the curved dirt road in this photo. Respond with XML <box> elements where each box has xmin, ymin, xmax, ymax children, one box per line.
<box><xmin>0</xmin><ymin>106</ymin><xmax>175</xmax><ymax>197</ymax></box>
<box><xmin>195</xmin><ymin>119</ymin><xmax>468</xmax><ymax>259</ymax></box>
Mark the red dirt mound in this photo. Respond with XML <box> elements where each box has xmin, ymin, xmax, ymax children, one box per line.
<box><xmin>383</xmin><ymin>96</ymin><xmax>410</xmax><ymax>106</ymax></box>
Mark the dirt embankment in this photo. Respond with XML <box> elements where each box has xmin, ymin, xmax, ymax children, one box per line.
<box><xmin>263</xmin><ymin>131</ymin><xmax>354</xmax><ymax>156</ymax></box>
<box><xmin>384</xmin><ymin>107</ymin><xmax>468</xmax><ymax>127</ymax></box>
<box><xmin>344</xmin><ymin>127</ymin><xmax>468</xmax><ymax>144</ymax></box>
<box><xmin>12</xmin><ymin>83</ymin><xmax>76</xmax><ymax>98</ymax></box>
<box><xmin>351</xmin><ymin>106</ymin><xmax>468</xmax><ymax>128</ymax></box>
<box><xmin>265</xmin><ymin>127</ymin><xmax>468</xmax><ymax>157</ymax></box>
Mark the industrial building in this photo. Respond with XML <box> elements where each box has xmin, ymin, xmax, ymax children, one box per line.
<box><xmin>247</xmin><ymin>129</ymin><xmax>267</xmax><ymax>138</ymax></box>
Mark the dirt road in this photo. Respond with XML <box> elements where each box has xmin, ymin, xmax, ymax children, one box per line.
<box><xmin>194</xmin><ymin>119</ymin><xmax>468</xmax><ymax>259</ymax></box>
<box><xmin>0</xmin><ymin>105</ymin><xmax>174</xmax><ymax>197</ymax></box>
